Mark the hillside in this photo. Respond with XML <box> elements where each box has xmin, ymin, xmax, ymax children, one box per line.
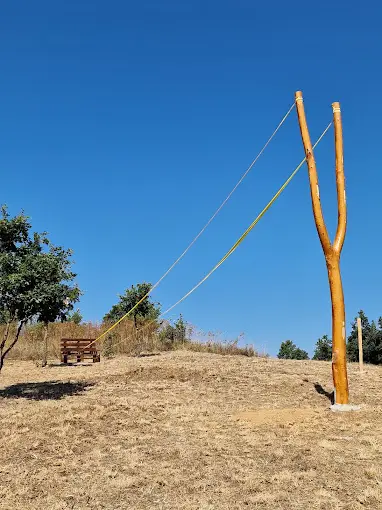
<box><xmin>0</xmin><ymin>351</ymin><xmax>381</xmax><ymax>509</ymax></box>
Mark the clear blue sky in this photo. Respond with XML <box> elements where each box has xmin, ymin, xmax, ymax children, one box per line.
<box><xmin>1</xmin><ymin>1</ymin><xmax>381</xmax><ymax>355</ymax></box>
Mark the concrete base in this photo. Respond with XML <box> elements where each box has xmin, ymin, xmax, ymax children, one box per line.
<box><xmin>330</xmin><ymin>404</ymin><xmax>361</xmax><ymax>412</ymax></box>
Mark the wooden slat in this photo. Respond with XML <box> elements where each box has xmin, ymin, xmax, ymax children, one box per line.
<box><xmin>60</xmin><ymin>349</ymin><xmax>96</xmax><ymax>352</ymax></box>
<box><xmin>61</xmin><ymin>339</ymin><xmax>94</xmax><ymax>343</ymax></box>
<box><xmin>61</xmin><ymin>338</ymin><xmax>94</xmax><ymax>345</ymax></box>
<box><xmin>61</xmin><ymin>344</ymin><xmax>95</xmax><ymax>348</ymax></box>
<box><xmin>61</xmin><ymin>345</ymin><xmax>97</xmax><ymax>351</ymax></box>
<box><xmin>65</xmin><ymin>354</ymin><xmax>93</xmax><ymax>359</ymax></box>
<box><xmin>60</xmin><ymin>339</ymin><xmax>94</xmax><ymax>341</ymax></box>
<box><xmin>61</xmin><ymin>344</ymin><xmax>97</xmax><ymax>347</ymax></box>
<box><xmin>62</xmin><ymin>353</ymin><xmax>96</xmax><ymax>358</ymax></box>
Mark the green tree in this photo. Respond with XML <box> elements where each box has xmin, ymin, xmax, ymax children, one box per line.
<box><xmin>312</xmin><ymin>335</ymin><xmax>332</xmax><ymax>361</ymax></box>
<box><xmin>103</xmin><ymin>282</ymin><xmax>160</xmax><ymax>328</ymax></box>
<box><xmin>0</xmin><ymin>206</ymin><xmax>81</xmax><ymax>371</ymax></box>
<box><xmin>160</xmin><ymin>314</ymin><xmax>188</xmax><ymax>348</ymax></box>
<box><xmin>174</xmin><ymin>314</ymin><xmax>187</xmax><ymax>343</ymax></box>
<box><xmin>347</xmin><ymin>311</ymin><xmax>382</xmax><ymax>364</ymax></box>
<box><xmin>68</xmin><ymin>309</ymin><xmax>83</xmax><ymax>325</ymax></box>
<box><xmin>364</xmin><ymin>321</ymin><xmax>382</xmax><ymax>364</ymax></box>
<box><xmin>347</xmin><ymin>310</ymin><xmax>371</xmax><ymax>362</ymax></box>
<box><xmin>278</xmin><ymin>340</ymin><xmax>309</xmax><ymax>360</ymax></box>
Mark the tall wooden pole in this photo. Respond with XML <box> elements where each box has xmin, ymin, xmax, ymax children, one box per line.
<box><xmin>295</xmin><ymin>91</ymin><xmax>349</xmax><ymax>405</ymax></box>
<box><xmin>357</xmin><ymin>317</ymin><xmax>364</xmax><ymax>373</ymax></box>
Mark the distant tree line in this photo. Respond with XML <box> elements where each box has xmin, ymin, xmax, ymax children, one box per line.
<box><xmin>278</xmin><ymin>310</ymin><xmax>382</xmax><ymax>363</ymax></box>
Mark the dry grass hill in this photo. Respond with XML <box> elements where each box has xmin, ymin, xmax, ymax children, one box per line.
<box><xmin>1</xmin><ymin>351</ymin><xmax>381</xmax><ymax>509</ymax></box>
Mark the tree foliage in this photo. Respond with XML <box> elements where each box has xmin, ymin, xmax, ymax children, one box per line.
<box><xmin>278</xmin><ymin>340</ymin><xmax>309</xmax><ymax>360</ymax></box>
<box><xmin>312</xmin><ymin>335</ymin><xmax>332</xmax><ymax>361</ymax></box>
<box><xmin>0</xmin><ymin>206</ymin><xmax>81</xmax><ymax>371</ymax></box>
<box><xmin>103</xmin><ymin>282</ymin><xmax>160</xmax><ymax>328</ymax></box>
<box><xmin>67</xmin><ymin>309</ymin><xmax>83</xmax><ymax>325</ymax></box>
<box><xmin>347</xmin><ymin>310</ymin><xmax>382</xmax><ymax>364</ymax></box>
<box><xmin>160</xmin><ymin>314</ymin><xmax>188</xmax><ymax>348</ymax></box>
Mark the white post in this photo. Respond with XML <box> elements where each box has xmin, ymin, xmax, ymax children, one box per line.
<box><xmin>357</xmin><ymin>317</ymin><xmax>364</xmax><ymax>373</ymax></box>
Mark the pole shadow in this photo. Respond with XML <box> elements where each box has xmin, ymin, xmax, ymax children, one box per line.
<box><xmin>314</xmin><ymin>382</ymin><xmax>334</xmax><ymax>404</ymax></box>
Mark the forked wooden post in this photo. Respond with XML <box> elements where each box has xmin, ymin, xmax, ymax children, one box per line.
<box><xmin>295</xmin><ymin>91</ymin><xmax>349</xmax><ymax>405</ymax></box>
<box><xmin>357</xmin><ymin>317</ymin><xmax>364</xmax><ymax>373</ymax></box>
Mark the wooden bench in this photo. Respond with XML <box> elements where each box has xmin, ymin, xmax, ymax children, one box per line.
<box><xmin>60</xmin><ymin>338</ymin><xmax>100</xmax><ymax>364</ymax></box>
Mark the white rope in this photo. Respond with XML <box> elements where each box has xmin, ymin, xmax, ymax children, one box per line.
<box><xmin>85</xmin><ymin>103</ymin><xmax>295</xmax><ymax>348</ymax></box>
<box><xmin>103</xmin><ymin>122</ymin><xmax>333</xmax><ymax>354</ymax></box>
<box><xmin>141</xmin><ymin>103</ymin><xmax>295</xmax><ymax>296</ymax></box>
<box><xmin>157</xmin><ymin>122</ymin><xmax>333</xmax><ymax>319</ymax></box>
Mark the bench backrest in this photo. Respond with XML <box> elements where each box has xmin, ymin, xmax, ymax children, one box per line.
<box><xmin>60</xmin><ymin>338</ymin><xmax>98</xmax><ymax>352</ymax></box>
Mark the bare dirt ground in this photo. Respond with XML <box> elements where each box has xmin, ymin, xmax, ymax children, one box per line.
<box><xmin>1</xmin><ymin>351</ymin><xmax>382</xmax><ymax>510</ymax></box>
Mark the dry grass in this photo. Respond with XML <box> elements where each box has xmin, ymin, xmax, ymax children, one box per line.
<box><xmin>185</xmin><ymin>339</ymin><xmax>256</xmax><ymax>357</ymax></box>
<box><xmin>3</xmin><ymin>322</ymin><xmax>257</xmax><ymax>362</ymax></box>
<box><xmin>1</xmin><ymin>352</ymin><xmax>382</xmax><ymax>509</ymax></box>
<box><xmin>7</xmin><ymin>322</ymin><xmax>101</xmax><ymax>361</ymax></box>
<box><xmin>3</xmin><ymin>321</ymin><xmax>170</xmax><ymax>362</ymax></box>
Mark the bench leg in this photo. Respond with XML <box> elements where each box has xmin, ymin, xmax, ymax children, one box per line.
<box><xmin>63</xmin><ymin>354</ymin><xmax>68</xmax><ymax>364</ymax></box>
<box><xmin>77</xmin><ymin>354</ymin><xmax>81</xmax><ymax>363</ymax></box>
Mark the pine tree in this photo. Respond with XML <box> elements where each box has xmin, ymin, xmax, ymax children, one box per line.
<box><xmin>278</xmin><ymin>340</ymin><xmax>309</xmax><ymax>360</ymax></box>
<box><xmin>347</xmin><ymin>311</ymin><xmax>382</xmax><ymax>364</ymax></box>
<box><xmin>312</xmin><ymin>335</ymin><xmax>332</xmax><ymax>361</ymax></box>
<box><xmin>347</xmin><ymin>310</ymin><xmax>370</xmax><ymax>362</ymax></box>
<box><xmin>365</xmin><ymin>321</ymin><xmax>382</xmax><ymax>364</ymax></box>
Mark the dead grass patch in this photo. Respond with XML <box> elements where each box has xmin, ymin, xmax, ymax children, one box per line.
<box><xmin>236</xmin><ymin>407</ymin><xmax>318</xmax><ymax>426</ymax></box>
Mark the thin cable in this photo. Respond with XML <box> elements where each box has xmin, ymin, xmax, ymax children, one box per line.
<box><xmin>84</xmin><ymin>103</ymin><xmax>295</xmax><ymax>348</ymax></box>
<box><xmin>159</xmin><ymin>122</ymin><xmax>332</xmax><ymax>318</ymax></box>
<box><xmin>100</xmin><ymin>121</ymin><xmax>332</xmax><ymax>350</ymax></box>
